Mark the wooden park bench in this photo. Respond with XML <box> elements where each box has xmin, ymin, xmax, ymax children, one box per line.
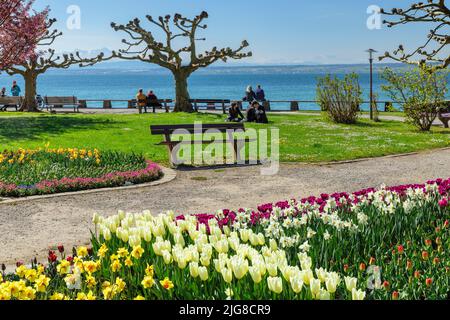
<box><xmin>0</xmin><ymin>96</ymin><xmax>22</xmax><ymax>111</ymax></box>
<box><xmin>438</xmin><ymin>105</ymin><xmax>450</xmax><ymax>128</ymax></box>
<box><xmin>44</xmin><ymin>96</ymin><xmax>80</xmax><ymax>113</ymax></box>
<box><xmin>190</xmin><ymin>99</ymin><xmax>231</xmax><ymax>114</ymax></box>
<box><xmin>150</xmin><ymin>123</ymin><xmax>255</xmax><ymax>166</ymax></box>
<box><xmin>128</xmin><ymin>99</ymin><xmax>172</xmax><ymax>113</ymax></box>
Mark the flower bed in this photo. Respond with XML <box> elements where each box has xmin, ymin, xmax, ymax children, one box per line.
<box><xmin>0</xmin><ymin>178</ymin><xmax>449</xmax><ymax>300</ymax></box>
<box><xmin>0</xmin><ymin>148</ymin><xmax>163</xmax><ymax>197</ymax></box>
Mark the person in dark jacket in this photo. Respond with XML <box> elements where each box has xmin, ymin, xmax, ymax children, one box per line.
<box><xmin>147</xmin><ymin>90</ymin><xmax>162</xmax><ymax>113</ymax></box>
<box><xmin>227</xmin><ymin>102</ymin><xmax>244</xmax><ymax>122</ymax></box>
<box><xmin>243</xmin><ymin>85</ymin><xmax>256</xmax><ymax>103</ymax></box>
<box><xmin>253</xmin><ymin>101</ymin><xmax>269</xmax><ymax>124</ymax></box>
<box><xmin>246</xmin><ymin>101</ymin><xmax>257</xmax><ymax>122</ymax></box>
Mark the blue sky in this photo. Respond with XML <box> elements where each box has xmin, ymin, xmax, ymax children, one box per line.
<box><xmin>32</xmin><ymin>0</ymin><xmax>432</xmax><ymax>65</ymax></box>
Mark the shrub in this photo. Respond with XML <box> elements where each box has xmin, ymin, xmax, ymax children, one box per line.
<box><xmin>316</xmin><ymin>73</ymin><xmax>362</xmax><ymax>124</ymax></box>
<box><xmin>381</xmin><ymin>66</ymin><xmax>448</xmax><ymax>131</ymax></box>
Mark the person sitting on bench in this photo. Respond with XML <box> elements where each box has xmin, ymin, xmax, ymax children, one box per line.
<box><xmin>147</xmin><ymin>90</ymin><xmax>162</xmax><ymax>112</ymax></box>
<box><xmin>136</xmin><ymin>89</ymin><xmax>147</xmax><ymax>113</ymax></box>
<box><xmin>227</xmin><ymin>102</ymin><xmax>244</xmax><ymax>122</ymax></box>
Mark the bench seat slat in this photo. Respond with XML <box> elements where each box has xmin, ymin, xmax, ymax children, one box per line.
<box><xmin>156</xmin><ymin>138</ymin><xmax>257</xmax><ymax>146</ymax></box>
<box><xmin>151</xmin><ymin>123</ymin><xmax>245</xmax><ymax>135</ymax></box>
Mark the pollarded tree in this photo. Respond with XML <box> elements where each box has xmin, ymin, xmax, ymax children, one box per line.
<box><xmin>4</xmin><ymin>16</ymin><xmax>105</xmax><ymax>112</ymax></box>
<box><xmin>0</xmin><ymin>0</ymin><xmax>48</xmax><ymax>70</ymax></box>
<box><xmin>380</xmin><ymin>1</ymin><xmax>450</xmax><ymax>69</ymax></box>
<box><xmin>109</xmin><ymin>11</ymin><xmax>252</xmax><ymax>112</ymax></box>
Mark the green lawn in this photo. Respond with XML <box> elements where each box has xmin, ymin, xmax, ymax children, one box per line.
<box><xmin>0</xmin><ymin>112</ymin><xmax>448</xmax><ymax>165</ymax></box>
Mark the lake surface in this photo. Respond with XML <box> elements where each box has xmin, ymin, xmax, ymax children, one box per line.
<box><xmin>1</xmin><ymin>64</ymin><xmax>446</xmax><ymax>110</ymax></box>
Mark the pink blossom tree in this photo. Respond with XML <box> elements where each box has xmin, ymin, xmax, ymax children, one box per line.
<box><xmin>0</xmin><ymin>0</ymin><xmax>48</xmax><ymax>70</ymax></box>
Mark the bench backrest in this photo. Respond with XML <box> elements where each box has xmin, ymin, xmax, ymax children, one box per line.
<box><xmin>151</xmin><ymin>123</ymin><xmax>245</xmax><ymax>135</ymax></box>
<box><xmin>44</xmin><ymin>96</ymin><xmax>77</xmax><ymax>105</ymax></box>
<box><xmin>0</xmin><ymin>96</ymin><xmax>22</xmax><ymax>104</ymax></box>
<box><xmin>190</xmin><ymin>99</ymin><xmax>231</xmax><ymax>104</ymax></box>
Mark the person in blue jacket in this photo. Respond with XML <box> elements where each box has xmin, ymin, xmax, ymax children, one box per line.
<box><xmin>11</xmin><ymin>81</ymin><xmax>21</xmax><ymax>96</ymax></box>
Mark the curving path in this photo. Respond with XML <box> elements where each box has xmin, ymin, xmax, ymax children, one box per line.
<box><xmin>0</xmin><ymin>148</ymin><xmax>449</xmax><ymax>266</ymax></box>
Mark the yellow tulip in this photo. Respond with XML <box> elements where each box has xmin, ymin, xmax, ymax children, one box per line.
<box><xmin>198</xmin><ymin>266</ymin><xmax>209</xmax><ymax>281</ymax></box>
<box><xmin>267</xmin><ymin>277</ymin><xmax>283</xmax><ymax>294</ymax></box>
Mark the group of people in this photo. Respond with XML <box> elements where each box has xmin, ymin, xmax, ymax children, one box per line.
<box><xmin>226</xmin><ymin>84</ymin><xmax>269</xmax><ymax>123</ymax></box>
<box><xmin>1</xmin><ymin>81</ymin><xmax>21</xmax><ymax>97</ymax></box>
<box><xmin>0</xmin><ymin>81</ymin><xmax>22</xmax><ymax>111</ymax></box>
<box><xmin>136</xmin><ymin>89</ymin><xmax>162</xmax><ymax>113</ymax></box>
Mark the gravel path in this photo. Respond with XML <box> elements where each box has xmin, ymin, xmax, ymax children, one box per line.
<box><xmin>1</xmin><ymin>148</ymin><xmax>449</xmax><ymax>266</ymax></box>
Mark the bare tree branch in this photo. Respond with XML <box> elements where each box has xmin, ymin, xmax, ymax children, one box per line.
<box><xmin>380</xmin><ymin>0</ymin><xmax>450</xmax><ymax>70</ymax></box>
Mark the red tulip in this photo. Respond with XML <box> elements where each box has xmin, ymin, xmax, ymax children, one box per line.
<box><xmin>424</xmin><ymin>239</ymin><xmax>432</xmax><ymax>247</ymax></box>
<box><xmin>392</xmin><ymin>291</ymin><xmax>399</xmax><ymax>300</ymax></box>
<box><xmin>414</xmin><ymin>271</ymin><xmax>421</xmax><ymax>279</ymax></box>
<box><xmin>422</xmin><ymin>251</ymin><xmax>429</xmax><ymax>260</ymax></box>
<box><xmin>383</xmin><ymin>281</ymin><xmax>390</xmax><ymax>290</ymax></box>
<box><xmin>343</xmin><ymin>264</ymin><xmax>349</xmax><ymax>272</ymax></box>
<box><xmin>406</xmin><ymin>260</ymin><xmax>413</xmax><ymax>270</ymax></box>
<box><xmin>58</xmin><ymin>245</ymin><xmax>65</xmax><ymax>253</ymax></box>
<box><xmin>359</xmin><ymin>263</ymin><xmax>366</xmax><ymax>271</ymax></box>
<box><xmin>426</xmin><ymin>278</ymin><xmax>433</xmax><ymax>287</ymax></box>
<box><xmin>397</xmin><ymin>245</ymin><xmax>404</xmax><ymax>254</ymax></box>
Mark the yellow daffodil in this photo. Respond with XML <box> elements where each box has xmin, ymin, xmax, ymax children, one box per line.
<box><xmin>83</xmin><ymin>261</ymin><xmax>99</xmax><ymax>275</ymax></box>
<box><xmin>97</xmin><ymin>243</ymin><xmax>108</xmax><ymax>258</ymax></box>
<box><xmin>145</xmin><ymin>264</ymin><xmax>154</xmax><ymax>277</ymax></box>
<box><xmin>125</xmin><ymin>256</ymin><xmax>133</xmax><ymax>267</ymax></box>
<box><xmin>160</xmin><ymin>277</ymin><xmax>174</xmax><ymax>290</ymax></box>
<box><xmin>85</xmin><ymin>275</ymin><xmax>97</xmax><ymax>288</ymax></box>
<box><xmin>134</xmin><ymin>295</ymin><xmax>146</xmax><ymax>300</ymax></box>
<box><xmin>34</xmin><ymin>275</ymin><xmax>50</xmax><ymax>292</ymax></box>
<box><xmin>131</xmin><ymin>245</ymin><xmax>145</xmax><ymax>259</ymax></box>
<box><xmin>115</xmin><ymin>277</ymin><xmax>126</xmax><ymax>293</ymax></box>
<box><xmin>141</xmin><ymin>276</ymin><xmax>155</xmax><ymax>289</ymax></box>
<box><xmin>76</xmin><ymin>291</ymin><xmax>96</xmax><ymax>300</ymax></box>
<box><xmin>111</xmin><ymin>260</ymin><xmax>122</xmax><ymax>273</ymax></box>
<box><xmin>76</xmin><ymin>246</ymin><xmax>89</xmax><ymax>258</ymax></box>
<box><xmin>117</xmin><ymin>248</ymin><xmax>129</xmax><ymax>258</ymax></box>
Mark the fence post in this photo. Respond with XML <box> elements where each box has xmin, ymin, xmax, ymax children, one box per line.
<box><xmin>103</xmin><ymin>100</ymin><xmax>112</xmax><ymax>109</ymax></box>
<box><xmin>290</xmin><ymin>101</ymin><xmax>299</xmax><ymax>111</ymax></box>
<box><xmin>263</xmin><ymin>101</ymin><xmax>271</xmax><ymax>111</ymax></box>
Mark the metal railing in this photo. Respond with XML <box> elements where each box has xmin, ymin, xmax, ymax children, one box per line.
<box><xmin>75</xmin><ymin>98</ymin><xmax>403</xmax><ymax>113</ymax></box>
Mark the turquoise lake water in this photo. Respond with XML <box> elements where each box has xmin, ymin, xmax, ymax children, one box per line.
<box><xmin>0</xmin><ymin>64</ymin><xmax>446</xmax><ymax>110</ymax></box>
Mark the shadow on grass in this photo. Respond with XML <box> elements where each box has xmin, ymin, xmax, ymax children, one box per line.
<box><xmin>0</xmin><ymin>115</ymin><xmax>124</xmax><ymax>141</ymax></box>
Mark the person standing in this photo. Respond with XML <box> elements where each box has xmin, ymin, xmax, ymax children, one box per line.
<box><xmin>11</xmin><ymin>81</ymin><xmax>21</xmax><ymax>97</ymax></box>
<box><xmin>255</xmin><ymin>85</ymin><xmax>266</xmax><ymax>102</ymax></box>
<box><xmin>136</xmin><ymin>89</ymin><xmax>147</xmax><ymax>114</ymax></box>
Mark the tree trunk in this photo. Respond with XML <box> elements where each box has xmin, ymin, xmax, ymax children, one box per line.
<box><xmin>173</xmin><ymin>72</ymin><xmax>194</xmax><ymax>113</ymax></box>
<box><xmin>20</xmin><ymin>71</ymin><xmax>39</xmax><ymax>112</ymax></box>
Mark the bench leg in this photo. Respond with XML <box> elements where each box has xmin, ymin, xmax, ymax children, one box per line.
<box><xmin>444</xmin><ymin>119</ymin><xmax>449</xmax><ymax>128</ymax></box>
